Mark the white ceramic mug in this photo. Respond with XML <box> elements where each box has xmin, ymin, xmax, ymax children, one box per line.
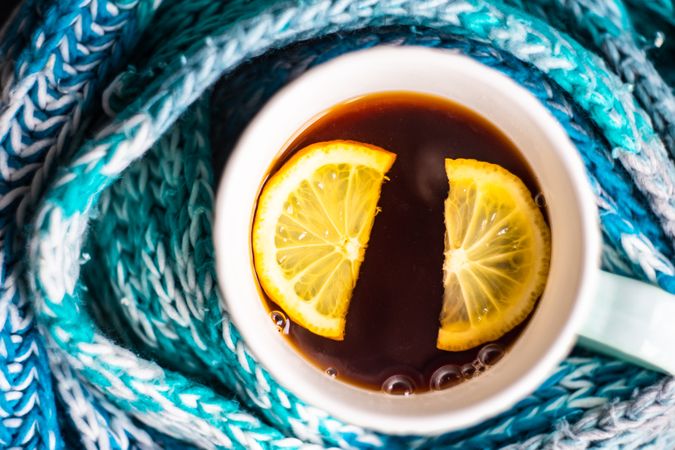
<box><xmin>213</xmin><ymin>47</ymin><xmax>675</xmax><ymax>435</ymax></box>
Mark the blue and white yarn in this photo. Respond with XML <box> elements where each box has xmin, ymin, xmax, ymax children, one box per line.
<box><xmin>0</xmin><ymin>0</ymin><xmax>163</xmax><ymax>448</ymax></box>
<box><xmin>0</xmin><ymin>0</ymin><xmax>673</xmax><ymax>448</ymax></box>
<box><xmin>38</xmin><ymin>0</ymin><xmax>675</xmax><ymax>446</ymax></box>
<box><xmin>505</xmin><ymin>0</ymin><xmax>675</xmax><ymax>157</ymax></box>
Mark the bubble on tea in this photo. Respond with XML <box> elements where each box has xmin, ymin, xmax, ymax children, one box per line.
<box><xmin>270</xmin><ymin>310</ymin><xmax>290</xmax><ymax>334</ymax></box>
<box><xmin>325</xmin><ymin>367</ymin><xmax>338</xmax><ymax>378</ymax></box>
<box><xmin>461</xmin><ymin>363</ymin><xmax>477</xmax><ymax>379</ymax></box>
<box><xmin>472</xmin><ymin>359</ymin><xmax>485</xmax><ymax>372</ymax></box>
<box><xmin>477</xmin><ymin>343</ymin><xmax>505</xmax><ymax>367</ymax></box>
<box><xmin>534</xmin><ymin>192</ymin><xmax>547</xmax><ymax>208</ymax></box>
<box><xmin>430</xmin><ymin>365</ymin><xmax>463</xmax><ymax>391</ymax></box>
<box><xmin>382</xmin><ymin>375</ymin><xmax>415</xmax><ymax>396</ymax></box>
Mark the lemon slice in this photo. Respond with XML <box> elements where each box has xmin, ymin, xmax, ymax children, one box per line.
<box><xmin>253</xmin><ymin>140</ymin><xmax>396</xmax><ymax>340</ymax></box>
<box><xmin>438</xmin><ymin>159</ymin><xmax>551</xmax><ymax>351</ymax></box>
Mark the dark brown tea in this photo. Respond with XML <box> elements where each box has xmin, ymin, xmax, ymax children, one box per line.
<box><xmin>260</xmin><ymin>92</ymin><xmax>545</xmax><ymax>394</ymax></box>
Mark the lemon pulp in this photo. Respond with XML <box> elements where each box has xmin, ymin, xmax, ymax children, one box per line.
<box><xmin>438</xmin><ymin>158</ymin><xmax>551</xmax><ymax>351</ymax></box>
<box><xmin>252</xmin><ymin>140</ymin><xmax>396</xmax><ymax>339</ymax></box>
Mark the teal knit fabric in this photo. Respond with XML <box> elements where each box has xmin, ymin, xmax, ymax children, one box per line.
<box><xmin>0</xmin><ymin>0</ymin><xmax>673</xmax><ymax>448</ymax></box>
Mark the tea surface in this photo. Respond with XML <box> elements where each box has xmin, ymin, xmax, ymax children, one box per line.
<box><xmin>261</xmin><ymin>92</ymin><xmax>545</xmax><ymax>393</ymax></box>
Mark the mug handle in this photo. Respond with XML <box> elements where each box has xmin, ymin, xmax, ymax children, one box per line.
<box><xmin>577</xmin><ymin>271</ymin><xmax>675</xmax><ymax>375</ymax></box>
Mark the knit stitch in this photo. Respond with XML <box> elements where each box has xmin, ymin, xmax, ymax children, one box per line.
<box><xmin>0</xmin><ymin>1</ymin><xmax>165</xmax><ymax>447</ymax></box>
<box><xmin>0</xmin><ymin>0</ymin><xmax>673</xmax><ymax>448</ymax></box>
<box><xmin>27</xmin><ymin>1</ymin><xmax>675</xmax><ymax>447</ymax></box>
<box><xmin>506</xmin><ymin>0</ymin><xmax>675</xmax><ymax>157</ymax></box>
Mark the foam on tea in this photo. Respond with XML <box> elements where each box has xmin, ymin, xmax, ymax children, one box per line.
<box><xmin>255</xmin><ymin>92</ymin><xmax>548</xmax><ymax>394</ymax></box>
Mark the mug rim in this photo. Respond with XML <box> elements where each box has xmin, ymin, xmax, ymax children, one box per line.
<box><xmin>213</xmin><ymin>46</ymin><xmax>600</xmax><ymax>435</ymax></box>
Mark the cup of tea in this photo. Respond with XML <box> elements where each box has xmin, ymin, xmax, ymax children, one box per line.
<box><xmin>213</xmin><ymin>47</ymin><xmax>674</xmax><ymax>435</ymax></box>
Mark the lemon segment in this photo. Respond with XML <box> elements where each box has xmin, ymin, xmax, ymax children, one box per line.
<box><xmin>438</xmin><ymin>159</ymin><xmax>551</xmax><ymax>351</ymax></box>
<box><xmin>253</xmin><ymin>140</ymin><xmax>396</xmax><ymax>339</ymax></box>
